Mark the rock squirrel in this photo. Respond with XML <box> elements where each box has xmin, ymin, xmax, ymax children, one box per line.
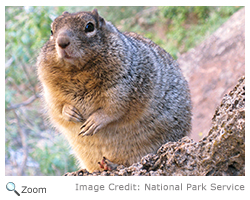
<box><xmin>37</xmin><ymin>9</ymin><xmax>192</xmax><ymax>172</ymax></box>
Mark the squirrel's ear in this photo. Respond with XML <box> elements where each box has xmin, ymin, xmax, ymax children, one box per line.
<box><xmin>91</xmin><ymin>9</ymin><xmax>106</xmax><ymax>29</ymax></box>
<box><xmin>62</xmin><ymin>11</ymin><xmax>69</xmax><ymax>15</ymax></box>
<box><xmin>91</xmin><ymin>9</ymin><xmax>99</xmax><ymax>17</ymax></box>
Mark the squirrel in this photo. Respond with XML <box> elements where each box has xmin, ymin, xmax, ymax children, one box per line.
<box><xmin>37</xmin><ymin>9</ymin><xmax>192</xmax><ymax>172</ymax></box>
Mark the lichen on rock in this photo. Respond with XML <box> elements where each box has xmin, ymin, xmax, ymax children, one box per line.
<box><xmin>64</xmin><ymin>76</ymin><xmax>245</xmax><ymax>176</ymax></box>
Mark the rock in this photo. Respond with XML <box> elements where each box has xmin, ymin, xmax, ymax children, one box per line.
<box><xmin>178</xmin><ymin>8</ymin><xmax>245</xmax><ymax>141</ymax></box>
<box><xmin>64</xmin><ymin>76</ymin><xmax>245</xmax><ymax>176</ymax></box>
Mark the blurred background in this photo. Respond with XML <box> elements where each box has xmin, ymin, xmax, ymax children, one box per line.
<box><xmin>5</xmin><ymin>6</ymin><xmax>243</xmax><ymax>175</ymax></box>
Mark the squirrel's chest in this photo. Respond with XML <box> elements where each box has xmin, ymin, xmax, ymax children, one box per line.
<box><xmin>43</xmin><ymin>71</ymin><xmax>105</xmax><ymax>117</ymax></box>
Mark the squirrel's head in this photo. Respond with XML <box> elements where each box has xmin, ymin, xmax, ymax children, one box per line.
<box><xmin>47</xmin><ymin>9</ymin><xmax>115</xmax><ymax>68</ymax></box>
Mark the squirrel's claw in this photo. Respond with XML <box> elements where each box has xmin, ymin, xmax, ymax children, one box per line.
<box><xmin>78</xmin><ymin>109</ymin><xmax>112</xmax><ymax>137</ymax></box>
<box><xmin>98</xmin><ymin>157</ymin><xmax>118</xmax><ymax>171</ymax></box>
<box><xmin>62</xmin><ymin>104</ymin><xmax>84</xmax><ymax>122</ymax></box>
<box><xmin>79</xmin><ymin>120</ymin><xmax>101</xmax><ymax>137</ymax></box>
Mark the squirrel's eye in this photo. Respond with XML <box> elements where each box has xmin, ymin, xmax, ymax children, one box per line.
<box><xmin>85</xmin><ymin>22</ymin><xmax>94</xmax><ymax>33</ymax></box>
<box><xmin>51</xmin><ymin>30</ymin><xmax>53</xmax><ymax>36</ymax></box>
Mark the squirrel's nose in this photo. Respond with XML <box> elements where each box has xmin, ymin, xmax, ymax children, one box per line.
<box><xmin>57</xmin><ymin>36</ymin><xmax>70</xmax><ymax>49</ymax></box>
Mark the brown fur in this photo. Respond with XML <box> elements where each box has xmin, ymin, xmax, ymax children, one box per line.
<box><xmin>37</xmin><ymin>9</ymin><xmax>192</xmax><ymax>172</ymax></box>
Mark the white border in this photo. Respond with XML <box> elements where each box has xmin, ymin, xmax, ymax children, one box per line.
<box><xmin>2</xmin><ymin>1</ymin><xmax>249</xmax><ymax>199</ymax></box>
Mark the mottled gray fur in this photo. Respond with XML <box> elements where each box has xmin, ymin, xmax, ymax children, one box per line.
<box><xmin>37</xmin><ymin>9</ymin><xmax>192</xmax><ymax>172</ymax></box>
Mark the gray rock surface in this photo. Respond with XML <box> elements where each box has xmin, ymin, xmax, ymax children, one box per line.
<box><xmin>178</xmin><ymin>8</ymin><xmax>245</xmax><ymax>141</ymax></box>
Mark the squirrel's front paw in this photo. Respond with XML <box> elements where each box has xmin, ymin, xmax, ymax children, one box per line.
<box><xmin>62</xmin><ymin>104</ymin><xmax>84</xmax><ymax>123</ymax></box>
<box><xmin>78</xmin><ymin>109</ymin><xmax>112</xmax><ymax>137</ymax></box>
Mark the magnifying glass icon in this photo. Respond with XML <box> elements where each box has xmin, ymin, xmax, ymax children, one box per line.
<box><xmin>6</xmin><ymin>182</ymin><xmax>20</xmax><ymax>196</ymax></box>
